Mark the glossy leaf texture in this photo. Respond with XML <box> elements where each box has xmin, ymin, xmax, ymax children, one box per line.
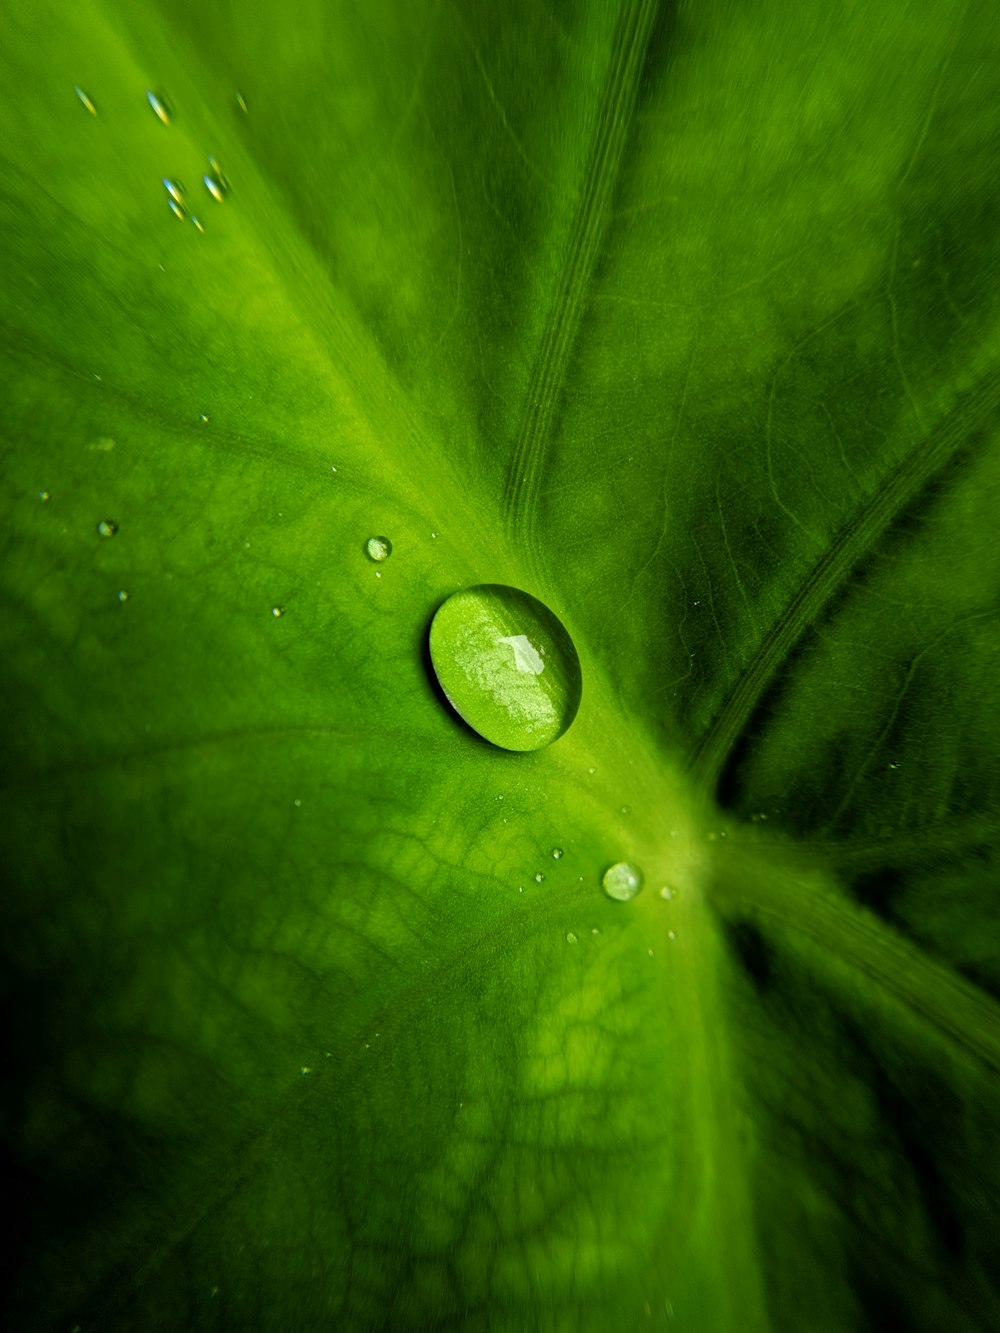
<box><xmin>2</xmin><ymin>1</ymin><xmax>999</xmax><ymax>1329</ymax></box>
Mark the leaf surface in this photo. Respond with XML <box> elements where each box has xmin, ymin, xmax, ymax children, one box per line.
<box><xmin>2</xmin><ymin>1</ymin><xmax>999</xmax><ymax>1329</ymax></box>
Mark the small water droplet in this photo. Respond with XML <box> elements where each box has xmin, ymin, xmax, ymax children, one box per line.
<box><xmin>566</xmin><ymin>932</ymin><xmax>578</xmax><ymax>945</ymax></box>
<box><xmin>293</xmin><ymin>798</ymin><xmax>301</xmax><ymax>807</ymax></box>
<box><xmin>191</xmin><ymin>216</ymin><xmax>205</xmax><ymax>234</ymax></box>
<box><xmin>271</xmin><ymin>606</ymin><xmax>284</xmax><ymax>617</ymax></box>
<box><xmin>591</xmin><ymin>926</ymin><xmax>601</xmax><ymax>936</ymax></box>
<box><xmin>199</xmin><ymin>413</ymin><xmax>209</xmax><ymax>423</ymax></box>
<box><xmin>587</xmin><ymin>766</ymin><xmax>596</xmax><ymax>775</ymax></box>
<box><xmin>621</xmin><ymin>805</ymin><xmax>631</xmax><ymax>815</ymax></box>
<box><xmin>366</xmin><ymin>535</ymin><xmax>392</xmax><ymax>562</ymax></box>
<box><xmin>517</xmin><ymin>886</ymin><xmax>524</xmax><ymax>894</ymax></box>
<box><xmin>38</xmin><ymin>489</ymin><xmax>50</xmax><ymax>501</ymax></box>
<box><xmin>888</xmin><ymin>760</ymin><xmax>900</xmax><ymax>770</ymax></box>
<box><xmin>647</xmin><ymin>948</ymin><xmax>654</xmax><ymax>957</ymax></box>
<box><xmin>552</xmin><ymin>847</ymin><xmax>563</xmax><ymax>859</ymax></box>
<box><xmin>427</xmin><ymin>584</ymin><xmax>582</xmax><ymax>752</ymax></box>
<box><xmin>203</xmin><ymin>174</ymin><xmax>225</xmax><ymax>203</ymax></box>
<box><xmin>374</xmin><ymin>570</ymin><xmax>382</xmax><ymax>579</ymax></box>
<box><xmin>117</xmin><ymin>589</ymin><xmax>129</xmax><ymax>602</ymax></box>
<box><xmin>167</xmin><ymin>197</ymin><xmax>187</xmax><ymax>220</ymax></box>
<box><xmin>96</xmin><ymin>519</ymin><xmax>118</xmax><ymax>538</ymax></box>
<box><xmin>430</xmin><ymin>530</ymin><xmax>438</xmax><ymax>538</ymax></box>
<box><xmin>667</xmin><ymin>930</ymin><xmax>676</xmax><ymax>941</ymax></box>
<box><xmin>602</xmin><ymin>861</ymin><xmax>643</xmax><ymax>902</ymax></box>
<box><xmin>162</xmin><ymin>178</ymin><xmax>186</xmax><ymax>204</ymax></box>
<box><xmin>534</xmin><ymin>871</ymin><xmax>544</xmax><ymax>883</ymax></box>
<box><xmin>707</xmin><ymin>831</ymin><xmax>718</xmax><ymax>842</ymax></box>
<box><xmin>300</xmin><ymin>1065</ymin><xmax>311</xmax><ymax>1075</ymax></box>
<box><xmin>74</xmin><ymin>86</ymin><xmax>97</xmax><ymax>116</ymax></box>
<box><xmin>659</xmin><ymin>886</ymin><xmax>673</xmax><ymax>900</ymax></box>
<box><xmin>146</xmin><ymin>90</ymin><xmax>172</xmax><ymax>125</ymax></box>
<box><xmin>235</xmin><ymin>90</ymin><xmax>249</xmax><ymax>114</ymax></box>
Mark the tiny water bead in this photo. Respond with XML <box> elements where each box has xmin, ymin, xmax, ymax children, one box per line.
<box><xmin>117</xmin><ymin>590</ymin><xmax>129</xmax><ymax>602</ymax></box>
<box><xmin>96</xmin><ymin>519</ymin><xmax>118</xmax><ymax>538</ymax></box>
<box><xmin>602</xmin><ymin>861</ymin><xmax>643</xmax><ymax>902</ymax></box>
<box><xmin>428</xmin><ymin>584</ymin><xmax>582</xmax><ymax>751</ymax></box>
<box><xmin>74</xmin><ymin>86</ymin><xmax>97</xmax><ymax>116</ymax></box>
<box><xmin>162</xmin><ymin>178</ymin><xmax>186</xmax><ymax>204</ymax></box>
<box><xmin>146</xmin><ymin>90</ymin><xmax>172</xmax><ymax>125</ymax></box>
<box><xmin>566</xmin><ymin>932</ymin><xmax>578</xmax><ymax>945</ymax></box>
<box><xmin>191</xmin><ymin>216</ymin><xmax>206</xmax><ymax>234</ymax></box>
<box><xmin>552</xmin><ymin>848</ymin><xmax>563</xmax><ymax>859</ymax></box>
<box><xmin>167</xmin><ymin>197</ymin><xmax>187</xmax><ymax>221</ymax></box>
<box><xmin>271</xmin><ymin>606</ymin><xmax>284</xmax><ymax>617</ymax></box>
<box><xmin>534</xmin><ymin>871</ymin><xmax>544</xmax><ymax>883</ymax></box>
<box><xmin>38</xmin><ymin>490</ymin><xmax>50</xmax><ymax>501</ymax></box>
<box><xmin>203</xmin><ymin>160</ymin><xmax>231</xmax><ymax>203</ymax></box>
<box><xmin>366</xmin><ymin>535</ymin><xmax>392</xmax><ymax>562</ymax></box>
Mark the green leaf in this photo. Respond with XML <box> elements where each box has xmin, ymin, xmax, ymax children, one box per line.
<box><xmin>3</xmin><ymin>1</ymin><xmax>999</xmax><ymax>1329</ymax></box>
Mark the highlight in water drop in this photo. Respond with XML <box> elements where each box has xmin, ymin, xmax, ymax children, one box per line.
<box><xmin>271</xmin><ymin>606</ymin><xmax>284</xmax><ymax>617</ymax></box>
<box><xmin>117</xmin><ymin>590</ymin><xmax>129</xmax><ymax>602</ymax></box>
<box><xmin>146</xmin><ymin>90</ymin><xmax>172</xmax><ymax>125</ymax></box>
<box><xmin>96</xmin><ymin>519</ymin><xmax>118</xmax><ymax>538</ymax></box>
<box><xmin>366</xmin><ymin>535</ymin><xmax>392</xmax><ymax>562</ymax></box>
<box><xmin>162</xmin><ymin>178</ymin><xmax>186</xmax><ymax>204</ymax></box>
<box><xmin>235</xmin><ymin>91</ymin><xmax>249</xmax><ymax>114</ymax></box>
<box><xmin>74</xmin><ymin>87</ymin><xmax>97</xmax><ymax>116</ymax></box>
<box><xmin>167</xmin><ymin>197</ymin><xmax>187</xmax><ymax>220</ymax></box>
<box><xmin>602</xmin><ymin>862</ymin><xmax>643</xmax><ymax>902</ymax></box>
<box><xmin>534</xmin><ymin>871</ymin><xmax>544</xmax><ymax>884</ymax></box>
<box><xmin>38</xmin><ymin>490</ymin><xmax>50</xmax><ymax>501</ymax></box>
<box><xmin>191</xmin><ymin>216</ymin><xmax>205</xmax><ymax>234</ymax></box>
<box><xmin>428</xmin><ymin>584</ymin><xmax>582</xmax><ymax>752</ymax></box>
<box><xmin>552</xmin><ymin>848</ymin><xmax>563</xmax><ymax>859</ymax></box>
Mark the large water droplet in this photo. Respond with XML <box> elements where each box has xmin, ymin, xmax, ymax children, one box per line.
<box><xmin>602</xmin><ymin>862</ymin><xmax>643</xmax><ymax>902</ymax></box>
<box><xmin>428</xmin><ymin>584</ymin><xmax>582</xmax><ymax>751</ymax></box>
<box><xmin>366</xmin><ymin>535</ymin><xmax>392</xmax><ymax>562</ymax></box>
